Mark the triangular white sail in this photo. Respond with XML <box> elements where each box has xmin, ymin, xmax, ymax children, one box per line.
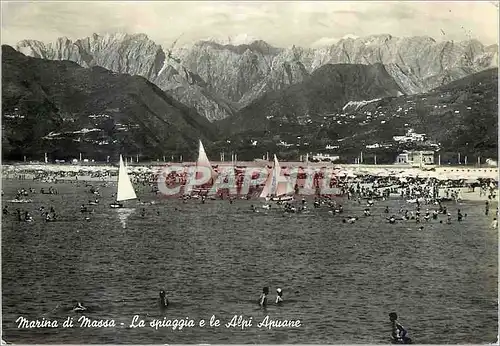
<box><xmin>259</xmin><ymin>166</ymin><xmax>274</xmax><ymax>198</ymax></box>
<box><xmin>116</xmin><ymin>155</ymin><xmax>137</xmax><ymax>202</ymax></box>
<box><xmin>196</xmin><ymin>140</ymin><xmax>217</xmax><ymax>183</ymax></box>
<box><xmin>260</xmin><ymin>155</ymin><xmax>294</xmax><ymax>198</ymax></box>
<box><xmin>197</xmin><ymin>140</ymin><xmax>211</xmax><ymax>167</ymax></box>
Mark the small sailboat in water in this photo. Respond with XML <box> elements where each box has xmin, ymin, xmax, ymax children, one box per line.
<box><xmin>110</xmin><ymin>155</ymin><xmax>137</xmax><ymax>208</ymax></box>
<box><xmin>190</xmin><ymin>140</ymin><xmax>217</xmax><ymax>196</ymax></box>
<box><xmin>260</xmin><ymin>154</ymin><xmax>294</xmax><ymax>202</ymax></box>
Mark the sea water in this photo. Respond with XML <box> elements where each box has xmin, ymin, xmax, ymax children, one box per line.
<box><xmin>1</xmin><ymin>181</ymin><xmax>497</xmax><ymax>343</ymax></box>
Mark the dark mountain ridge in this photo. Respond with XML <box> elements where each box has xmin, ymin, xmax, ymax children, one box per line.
<box><xmin>213</xmin><ymin>67</ymin><xmax>497</xmax><ymax>163</ymax></box>
<box><xmin>1</xmin><ymin>45</ymin><xmax>215</xmax><ymax>162</ymax></box>
<box><xmin>2</xmin><ymin>44</ymin><xmax>496</xmax><ymax>163</ymax></box>
<box><xmin>219</xmin><ymin>63</ymin><xmax>404</xmax><ymax>134</ymax></box>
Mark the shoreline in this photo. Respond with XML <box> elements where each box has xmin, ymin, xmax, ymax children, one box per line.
<box><xmin>2</xmin><ymin>162</ymin><xmax>498</xmax><ymax>179</ymax></box>
<box><xmin>2</xmin><ymin>180</ymin><xmax>497</xmax><ymax>205</ymax></box>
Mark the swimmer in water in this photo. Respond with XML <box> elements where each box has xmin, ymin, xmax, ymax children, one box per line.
<box><xmin>389</xmin><ymin>312</ymin><xmax>412</xmax><ymax>344</ymax></box>
<box><xmin>259</xmin><ymin>287</ymin><xmax>269</xmax><ymax>307</ymax></box>
<box><xmin>24</xmin><ymin>211</ymin><xmax>33</xmax><ymax>222</ymax></box>
<box><xmin>45</xmin><ymin>212</ymin><xmax>53</xmax><ymax>222</ymax></box>
<box><xmin>73</xmin><ymin>302</ymin><xmax>87</xmax><ymax>312</ymax></box>
<box><xmin>275</xmin><ymin>288</ymin><xmax>283</xmax><ymax>304</ymax></box>
<box><xmin>432</xmin><ymin>210</ymin><xmax>438</xmax><ymax>220</ymax></box>
<box><xmin>159</xmin><ymin>290</ymin><xmax>169</xmax><ymax>308</ymax></box>
<box><xmin>347</xmin><ymin>217</ymin><xmax>358</xmax><ymax>224</ymax></box>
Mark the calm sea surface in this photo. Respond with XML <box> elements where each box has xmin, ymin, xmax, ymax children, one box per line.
<box><xmin>2</xmin><ymin>180</ymin><xmax>497</xmax><ymax>344</ymax></box>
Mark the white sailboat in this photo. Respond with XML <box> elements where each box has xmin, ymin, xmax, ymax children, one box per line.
<box><xmin>197</xmin><ymin>139</ymin><xmax>211</xmax><ymax>168</ymax></box>
<box><xmin>191</xmin><ymin>140</ymin><xmax>217</xmax><ymax>196</ymax></box>
<box><xmin>260</xmin><ymin>154</ymin><xmax>294</xmax><ymax>202</ymax></box>
<box><xmin>110</xmin><ymin>155</ymin><xmax>137</xmax><ymax>208</ymax></box>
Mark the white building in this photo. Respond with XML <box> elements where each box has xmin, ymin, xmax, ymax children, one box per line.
<box><xmin>393</xmin><ymin>128</ymin><xmax>426</xmax><ymax>143</ymax></box>
<box><xmin>310</xmin><ymin>153</ymin><xmax>340</xmax><ymax>162</ymax></box>
<box><xmin>277</xmin><ymin>140</ymin><xmax>293</xmax><ymax>147</ymax></box>
<box><xmin>395</xmin><ymin>150</ymin><xmax>434</xmax><ymax>165</ymax></box>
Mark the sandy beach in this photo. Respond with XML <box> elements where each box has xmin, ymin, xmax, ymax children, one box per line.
<box><xmin>2</xmin><ymin>162</ymin><xmax>499</xmax><ymax>179</ymax></box>
<box><xmin>2</xmin><ymin>162</ymin><xmax>498</xmax><ymax>203</ymax></box>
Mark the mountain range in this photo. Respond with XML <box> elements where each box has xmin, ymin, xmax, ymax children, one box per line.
<box><xmin>2</xmin><ymin>45</ymin><xmax>215</xmax><ymax>162</ymax></box>
<box><xmin>219</xmin><ymin>62</ymin><xmax>404</xmax><ymax>134</ymax></box>
<box><xmin>17</xmin><ymin>33</ymin><xmax>498</xmax><ymax>121</ymax></box>
<box><xmin>3</xmin><ymin>32</ymin><xmax>498</xmax><ymax>163</ymax></box>
<box><xmin>216</xmin><ymin>65</ymin><xmax>497</xmax><ymax>163</ymax></box>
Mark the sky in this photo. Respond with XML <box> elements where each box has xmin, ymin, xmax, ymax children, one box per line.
<box><xmin>1</xmin><ymin>1</ymin><xmax>499</xmax><ymax>49</ymax></box>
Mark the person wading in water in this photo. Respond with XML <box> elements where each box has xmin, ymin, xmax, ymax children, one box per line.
<box><xmin>389</xmin><ymin>312</ymin><xmax>412</xmax><ymax>344</ymax></box>
<box><xmin>159</xmin><ymin>290</ymin><xmax>169</xmax><ymax>309</ymax></box>
<box><xmin>258</xmin><ymin>287</ymin><xmax>269</xmax><ymax>307</ymax></box>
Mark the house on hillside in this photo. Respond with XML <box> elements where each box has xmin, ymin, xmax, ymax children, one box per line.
<box><xmin>310</xmin><ymin>153</ymin><xmax>340</xmax><ymax>162</ymax></box>
<box><xmin>277</xmin><ymin>140</ymin><xmax>293</xmax><ymax>147</ymax></box>
<box><xmin>395</xmin><ymin>150</ymin><xmax>435</xmax><ymax>165</ymax></box>
<box><xmin>393</xmin><ymin>128</ymin><xmax>426</xmax><ymax>143</ymax></box>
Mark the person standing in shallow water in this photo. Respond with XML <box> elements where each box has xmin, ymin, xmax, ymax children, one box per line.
<box><xmin>275</xmin><ymin>288</ymin><xmax>283</xmax><ymax>304</ymax></box>
<box><xmin>159</xmin><ymin>290</ymin><xmax>168</xmax><ymax>309</ymax></box>
<box><xmin>389</xmin><ymin>312</ymin><xmax>412</xmax><ymax>344</ymax></box>
<box><xmin>259</xmin><ymin>287</ymin><xmax>269</xmax><ymax>307</ymax></box>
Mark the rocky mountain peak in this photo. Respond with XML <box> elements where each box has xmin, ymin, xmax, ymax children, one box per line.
<box><xmin>15</xmin><ymin>32</ymin><xmax>498</xmax><ymax>122</ymax></box>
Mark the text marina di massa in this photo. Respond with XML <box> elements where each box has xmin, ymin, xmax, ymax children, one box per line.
<box><xmin>16</xmin><ymin>315</ymin><xmax>301</xmax><ymax>330</ymax></box>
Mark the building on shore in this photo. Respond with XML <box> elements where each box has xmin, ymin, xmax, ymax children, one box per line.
<box><xmin>395</xmin><ymin>150</ymin><xmax>435</xmax><ymax>165</ymax></box>
<box><xmin>393</xmin><ymin>128</ymin><xmax>426</xmax><ymax>143</ymax></box>
<box><xmin>310</xmin><ymin>153</ymin><xmax>340</xmax><ymax>162</ymax></box>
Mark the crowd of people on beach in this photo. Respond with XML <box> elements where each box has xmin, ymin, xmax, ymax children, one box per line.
<box><xmin>3</xmin><ymin>169</ymin><xmax>498</xmax><ymax>224</ymax></box>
